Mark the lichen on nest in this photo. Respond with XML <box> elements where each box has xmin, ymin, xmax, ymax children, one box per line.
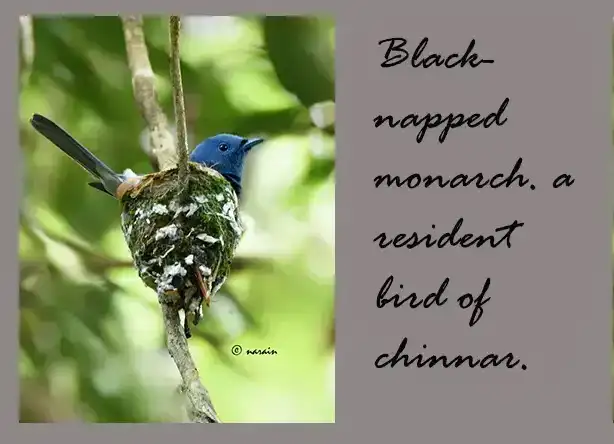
<box><xmin>118</xmin><ymin>162</ymin><xmax>244</xmax><ymax>336</ymax></box>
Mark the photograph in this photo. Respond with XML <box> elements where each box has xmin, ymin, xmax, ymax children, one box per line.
<box><xmin>18</xmin><ymin>15</ymin><xmax>335</xmax><ymax>423</ymax></box>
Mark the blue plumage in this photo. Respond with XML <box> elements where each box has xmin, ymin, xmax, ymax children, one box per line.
<box><xmin>189</xmin><ymin>133</ymin><xmax>264</xmax><ymax>197</ymax></box>
<box><xmin>29</xmin><ymin>114</ymin><xmax>264</xmax><ymax>199</ymax></box>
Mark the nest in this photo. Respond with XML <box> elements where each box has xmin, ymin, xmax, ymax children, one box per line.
<box><xmin>118</xmin><ymin>162</ymin><xmax>244</xmax><ymax>336</ymax></box>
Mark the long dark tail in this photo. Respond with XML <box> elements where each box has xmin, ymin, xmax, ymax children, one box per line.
<box><xmin>29</xmin><ymin>114</ymin><xmax>123</xmax><ymax>197</ymax></box>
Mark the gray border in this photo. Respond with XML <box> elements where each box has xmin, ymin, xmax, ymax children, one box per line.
<box><xmin>10</xmin><ymin>1</ymin><xmax>614</xmax><ymax>443</ymax></box>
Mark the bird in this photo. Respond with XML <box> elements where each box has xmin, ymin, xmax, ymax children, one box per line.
<box><xmin>29</xmin><ymin>113</ymin><xmax>264</xmax><ymax>338</ymax></box>
<box><xmin>29</xmin><ymin>113</ymin><xmax>264</xmax><ymax>200</ymax></box>
<box><xmin>187</xmin><ymin>133</ymin><xmax>264</xmax><ymax>199</ymax></box>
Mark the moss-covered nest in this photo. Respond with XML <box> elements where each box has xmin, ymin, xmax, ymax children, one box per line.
<box><xmin>118</xmin><ymin>162</ymin><xmax>244</xmax><ymax>334</ymax></box>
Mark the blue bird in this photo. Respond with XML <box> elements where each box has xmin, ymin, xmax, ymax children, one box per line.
<box><xmin>188</xmin><ymin>133</ymin><xmax>264</xmax><ymax>198</ymax></box>
<box><xmin>29</xmin><ymin>113</ymin><xmax>264</xmax><ymax>199</ymax></box>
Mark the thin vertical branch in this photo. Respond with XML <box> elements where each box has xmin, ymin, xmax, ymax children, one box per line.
<box><xmin>19</xmin><ymin>15</ymin><xmax>35</xmax><ymax>70</ymax></box>
<box><xmin>121</xmin><ymin>15</ymin><xmax>177</xmax><ymax>171</ymax></box>
<box><xmin>161</xmin><ymin>304</ymin><xmax>220</xmax><ymax>423</ymax></box>
<box><xmin>120</xmin><ymin>15</ymin><xmax>221</xmax><ymax>424</ymax></box>
<box><xmin>169</xmin><ymin>16</ymin><xmax>189</xmax><ymax>185</ymax></box>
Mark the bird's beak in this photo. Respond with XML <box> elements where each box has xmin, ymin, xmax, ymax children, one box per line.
<box><xmin>244</xmin><ymin>138</ymin><xmax>264</xmax><ymax>152</ymax></box>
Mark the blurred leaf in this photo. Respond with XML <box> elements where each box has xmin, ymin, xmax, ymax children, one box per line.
<box><xmin>263</xmin><ymin>17</ymin><xmax>334</xmax><ymax>107</ymax></box>
<box><xmin>32</xmin><ymin>18</ymin><xmax>120</xmax><ymax>123</ymax></box>
<box><xmin>303</xmin><ymin>157</ymin><xmax>335</xmax><ymax>186</ymax></box>
<box><xmin>232</xmin><ymin>107</ymin><xmax>312</xmax><ymax>136</ymax></box>
<box><xmin>219</xmin><ymin>289</ymin><xmax>259</xmax><ymax>331</ymax></box>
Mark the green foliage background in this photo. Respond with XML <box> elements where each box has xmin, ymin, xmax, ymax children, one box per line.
<box><xmin>18</xmin><ymin>15</ymin><xmax>335</xmax><ymax>423</ymax></box>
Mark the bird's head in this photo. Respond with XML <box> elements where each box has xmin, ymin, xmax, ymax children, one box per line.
<box><xmin>189</xmin><ymin>133</ymin><xmax>264</xmax><ymax>195</ymax></box>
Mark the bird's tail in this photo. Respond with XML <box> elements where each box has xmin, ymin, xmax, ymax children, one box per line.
<box><xmin>29</xmin><ymin>114</ymin><xmax>123</xmax><ymax>197</ymax></box>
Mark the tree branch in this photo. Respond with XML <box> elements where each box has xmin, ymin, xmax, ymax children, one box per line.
<box><xmin>120</xmin><ymin>14</ymin><xmax>221</xmax><ymax>424</ymax></box>
<box><xmin>169</xmin><ymin>16</ymin><xmax>189</xmax><ymax>185</ymax></box>
<box><xmin>161</xmin><ymin>304</ymin><xmax>220</xmax><ymax>423</ymax></box>
<box><xmin>121</xmin><ymin>16</ymin><xmax>177</xmax><ymax>171</ymax></box>
<box><xmin>19</xmin><ymin>15</ymin><xmax>34</xmax><ymax>71</ymax></box>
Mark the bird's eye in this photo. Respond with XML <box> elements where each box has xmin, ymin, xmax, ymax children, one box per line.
<box><xmin>218</xmin><ymin>143</ymin><xmax>229</xmax><ymax>152</ymax></box>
